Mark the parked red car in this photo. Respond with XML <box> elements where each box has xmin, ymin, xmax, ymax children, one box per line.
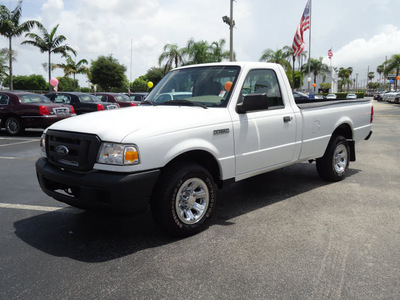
<box><xmin>0</xmin><ymin>91</ymin><xmax>75</xmax><ymax>135</ymax></box>
<box><xmin>93</xmin><ymin>92</ymin><xmax>136</xmax><ymax>107</ymax></box>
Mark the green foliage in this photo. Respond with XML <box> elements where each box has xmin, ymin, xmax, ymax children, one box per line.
<box><xmin>145</xmin><ymin>67</ymin><xmax>164</xmax><ymax>86</ymax></box>
<box><xmin>0</xmin><ymin>0</ymin><xmax>39</xmax><ymax>90</ymax></box>
<box><xmin>286</xmin><ymin>70</ymin><xmax>302</xmax><ymax>89</ymax></box>
<box><xmin>319</xmin><ymin>82</ymin><xmax>331</xmax><ymax>93</ymax></box>
<box><xmin>130</xmin><ymin>77</ymin><xmax>149</xmax><ymax>92</ymax></box>
<box><xmin>158</xmin><ymin>38</ymin><xmax>231</xmax><ymax>73</ymax></box>
<box><xmin>79</xmin><ymin>87</ymin><xmax>92</xmax><ymax>93</ymax></box>
<box><xmin>260</xmin><ymin>48</ymin><xmax>292</xmax><ymax>71</ymax></box>
<box><xmin>57</xmin><ymin>76</ymin><xmax>78</xmax><ymax>91</ymax></box>
<box><xmin>13</xmin><ymin>74</ymin><xmax>46</xmax><ymax>90</ymax></box>
<box><xmin>53</xmin><ymin>54</ymin><xmax>88</xmax><ymax>91</ymax></box>
<box><xmin>22</xmin><ymin>23</ymin><xmax>76</xmax><ymax>91</ymax></box>
<box><xmin>90</xmin><ymin>54</ymin><xmax>127</xmax><ymax>91</ymax></box>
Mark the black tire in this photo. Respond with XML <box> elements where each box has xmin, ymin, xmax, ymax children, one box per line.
<box><xmin>151</xmin><ymin>162</ymin><xmax>216</xmax><ymax>237</ymax></box>
<box><xmin>316</xmin><ymin>135</ymin><xmax>350</xmax><ymax>182</ymax></box>
<box><xmin>5</xmin><ymin>116</ymin><xmax>24</xmax><ymax>136</ymax></box>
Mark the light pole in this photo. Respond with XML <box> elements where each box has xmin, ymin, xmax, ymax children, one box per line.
<box><xmin>222</xmin><ymin>0</ymin><xmax>235</xmax><ymax>61</ymax></box>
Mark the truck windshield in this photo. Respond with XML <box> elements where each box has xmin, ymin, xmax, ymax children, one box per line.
<box><xmin>145</xmin><ymin>65</ymin><xmax>240</xmax><ymax>108</ymax></box>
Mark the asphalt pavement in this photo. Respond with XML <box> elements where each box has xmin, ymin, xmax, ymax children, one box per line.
<box><xmin>0</xmin><ymin>100</ymin><xmax>399</xmax><ymax>299</ymax></box>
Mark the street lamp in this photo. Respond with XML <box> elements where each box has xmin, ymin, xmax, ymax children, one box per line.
<box><xmin>222</xmin><ymin>0</ymin><xmax>235</xmax><ymax>62</ymax></box>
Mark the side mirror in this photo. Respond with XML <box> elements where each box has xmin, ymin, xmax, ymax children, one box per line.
<box><xmin>236</xmin><ymin>93</ymin><xmax>269</xmax><ymax>114</ymax></box>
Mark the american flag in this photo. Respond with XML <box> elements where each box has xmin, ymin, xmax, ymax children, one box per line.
<box><xmin>328</xmin><ymin>49</ymin><xmax>333</xmax><ymax>59</ymax></box>
<box><xmin>292</xmin><ymin>0</ymin><xmax>311</xmax><ymax>57</ymax></box>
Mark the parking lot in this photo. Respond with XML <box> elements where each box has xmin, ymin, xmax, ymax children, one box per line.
<box><xmin>1</xmin><ymin>100</ymin><xmax>399</xmax><ymax>299</ymax></box>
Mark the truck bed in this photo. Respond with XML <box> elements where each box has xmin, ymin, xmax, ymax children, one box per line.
<box><xmin>296</xmin><ymin>98</ymin><xmax>371</xmax><ymax>109</ymax></box>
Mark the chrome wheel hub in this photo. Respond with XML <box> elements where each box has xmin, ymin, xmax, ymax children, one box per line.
<box><xmin>176</xmin><ymin>178</ymin><xmax>209</xmax><ymax>225</ymax></box>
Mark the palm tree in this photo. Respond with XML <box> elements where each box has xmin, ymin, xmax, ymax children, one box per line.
<box><xmin>385</xmin><ymin>54</ymin><xmax>400</xmax><ymax>90</ymax></box>
<box><xmin>0</xmin><ymin>47</ymin><xmax>9</xmax><ymax>83</ymax></box>
<box><xmin>22</xmin><ymin>23</ymin><xmax>76</xmax><ymax>90</ymax></box>
<box><xmin>53</xmin><ymin>54</ymin><xmax>89</xmax><ymax>91</ymax></box>
<box><xmin>158</xmin><ymin>43</ymin><xmax>184</xmax><ymax>74</ymax></box>
<box><xmin>0</xmin><ymin>1</ymin><xmax>38</xmax><ymax>90</ymax></box>
<box><xmin>301</xmin><ymin>57</ymin><xmax>330</xmax><ymax>92</ymax></box>
<box><xmin>376</xmin><ymin>64</ymin><xmax>384</xmax><ymax>82</ymax></box>
<box><xmin>259</xmin><ymin>48</ymin><xmax>292</xmax><ymax>71</ymax></box>
<box><xmin>182</xmin><ymin>39</ymin><xmax>211</xmax><ymax>65</ymax></box>
<box><xmin>210</xmin><ymin>39</ymin><xmax>231</xmax><ymax>62</ymax></box>
<box><xmin>338</xmin><ymin>67</ymin><xmax>353</xmax><ymax>92</ymax></box>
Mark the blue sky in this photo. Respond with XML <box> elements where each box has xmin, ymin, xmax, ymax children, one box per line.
<box><xmin>1</xmin><ymin>0</ymin><xmax>400</xmax><ymax>88</ymax></box>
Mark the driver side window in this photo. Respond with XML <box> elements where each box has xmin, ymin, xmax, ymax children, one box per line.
<box><xmin>240</xmin><ymin>69</ymin><xmax>284</xmax><ymax>108</ymax></box>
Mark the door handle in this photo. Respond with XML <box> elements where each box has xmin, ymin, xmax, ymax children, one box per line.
<box><xmin>283</xmin><ymin>116</ymin><xmax>292</xmax><ymax>123</ymax></box>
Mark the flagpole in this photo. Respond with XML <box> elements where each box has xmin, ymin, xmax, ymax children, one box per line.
<box><xmin>307</xmin><ymin>0</ymin><xmax>312</xmax><ymax>93</ymax></box>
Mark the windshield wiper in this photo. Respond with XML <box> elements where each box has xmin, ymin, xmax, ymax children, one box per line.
<box><xmin>141</xmin><ymin>100</ymin><xmax>156</xmax><ymax>106</ymax></box>
<box><xmin>163</xmin><ymin>99</ymin><xmax>207</xmax><ymax>109</ymax></box>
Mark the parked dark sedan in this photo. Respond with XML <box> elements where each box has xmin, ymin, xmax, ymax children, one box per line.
<box><xmin>0</xmin><ymin>91</ymin><xmax>75</xmax><ymax>135</ymax></box>
<box><xmin>45</xmin><ymin>92</ymin><xmax>119</xmax><ymax>115</ymax></box>
<box><xmin>93</xmin><ymin>92</ymin><xmax>136</xmax><ymax>107</ymax></box>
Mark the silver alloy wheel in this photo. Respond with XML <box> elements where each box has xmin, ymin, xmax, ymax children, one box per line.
<box><xmin>175</xmin><ymin>177</ymin><xmax>209</xmax><ymax>225</ymax></box>
<box><xmin>5</xmin><ymin>118</ymin><xmax>20</xmax><ymax>135</ymax></box>
<box><xmin>333</xmin><ymin>143</ymin><xmax>348</xmax><ymax>175</ymax></box>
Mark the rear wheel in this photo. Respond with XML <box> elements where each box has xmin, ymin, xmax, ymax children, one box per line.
<box><xmin>316</xmin><ymin>135</ymin><xmax>350</xmax><ymax>182</ymax></box>
<box><xmin>151</xmin><ymin>162</ymin><xmax>216</xmax><ymax>237</ymax></box>
<box><xmin>5</xmin><ymin>116</ymin><xmax>24</xmax><ymax>135</ymax></box>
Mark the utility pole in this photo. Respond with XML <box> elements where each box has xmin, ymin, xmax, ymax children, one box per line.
<box><xmin>222</xmin><ymin>0</ymin><xmax>235</xmax><ymax>61</ymax></box>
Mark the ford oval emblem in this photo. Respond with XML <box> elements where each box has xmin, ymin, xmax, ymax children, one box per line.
<box><xmin>55</xmin><ymin>145</ymin><xmax>69</xmax><ymax>156</ymax></box>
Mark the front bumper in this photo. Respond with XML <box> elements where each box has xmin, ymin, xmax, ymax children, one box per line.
<box><xmin>35</xmin><ymin>157</ymin><xmax>160</xmax><ymax>214</ymax></box>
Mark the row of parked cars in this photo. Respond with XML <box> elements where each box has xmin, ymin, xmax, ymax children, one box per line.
<box><xmin>373</xmin><ymin>91</ymin><xmax>400</xmax><ymax>103</ymax></box>
<box><xmin>292</xmin><ymin>91</ymin><xmax>357</xmax><ymax>101</ymax></box>
<box><xmin>0</xmin><ymin>91</ymin><xmax>148</xmax><ymax>135</ymax></box>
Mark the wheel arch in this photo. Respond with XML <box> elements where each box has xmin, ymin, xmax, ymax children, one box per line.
<box><xmin>331</xmin><ymin>123</ymin><xmax>355</xmax><ymax>161</ymax></box>
<box><xmin>162</xmin><ymin>150</ymin><xmax>223</xmax><ymax>188</ymax></box>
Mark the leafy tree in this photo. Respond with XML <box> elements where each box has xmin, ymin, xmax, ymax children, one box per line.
<box><xmin>158</xmin><ymin>43</ymin><xmax>183</xmax><ymax>74</ymax></box>
<box><xmin>54</xmin><ymin>54</ymin><xmax>88</xmax><ymax>91</ymax></box>
<box><xmin>90</xmin><ymin>54</ymin><xmax>127</xmax><ymax>91</ymax></box>
<box><xmin>319</xmin><ymin>82</ymin><xmax>331</xmax><ymax>93</ymax></box>
<box><xmin>13</xmin><ymin>74</ymin><xmax>47</xmax><ymax>90</ymax></box>
<box><xmin>22</xmin><ymin>23</ymin><xmax>76</xmax><ymax>90</ymax></box>
<box><xmin>384</xmin><ymin>54</ymin><xmax>400</xmax><ymax>90</ymax></box>
<box><xmin>130</xmin><ymin>77</ymin><xmax>149</xmax><ymax>92</ymax></box>
<box><xmin>259</xmin><ymin>48</ymin><xmax>291</xmax><ymax>71</ymax></box>
<box><xmin>57</xmin><ymin>76</ymin><xmax>78</xmax><ymax>91</ymax></box>
<box><xmin>0</xmin><ymin>0</ymin><xmax>38</xmax><ymax>90</ymax></box>
<box><xmin>144</xmin><ymin>67</ymin><xmax>164</xmax><ymax>87</ymax></box>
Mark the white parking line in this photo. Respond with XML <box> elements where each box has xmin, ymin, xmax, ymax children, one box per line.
<box><xmin>0</xmin><ymin>139</ymin><xmax>39</xmax><ymax>147</ymax></box>
<box><xmin>0</xmin><ymin>203</ymin><xmax>63</xmax><ymax>212</ymax></box>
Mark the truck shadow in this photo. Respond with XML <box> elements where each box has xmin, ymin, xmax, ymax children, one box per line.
<box><xmin>13</xmin><ymin>163</ymin><xmax>360</xmax><ymax>263</ymax></box>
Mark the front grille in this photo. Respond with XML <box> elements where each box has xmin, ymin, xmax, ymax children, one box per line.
<box><xmin>46</xmin><ymin>129</ymin><xmax>101</xmax><ymax>171</ymax></box>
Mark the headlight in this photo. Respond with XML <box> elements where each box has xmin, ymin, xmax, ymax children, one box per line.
<box><xmin>97</xmin><ymin>143</ymin><xmax>140</xmax><ymax>165</ymax></box>
<box><xmin>40</xmin><ymin>133</ymin><xmax>46</xmax><ymax>157</ymax></box>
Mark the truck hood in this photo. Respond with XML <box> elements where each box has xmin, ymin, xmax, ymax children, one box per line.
<box><xmin>47</xmin><ymin>105</ymin><xmax>232</xmax><ymax>142</ymax></box>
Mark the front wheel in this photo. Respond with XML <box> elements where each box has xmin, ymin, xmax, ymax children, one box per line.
<box><xmin>151</xmin><ymin>163</ymin><xmax>216</xmax><ymax>237</ymax></box>
<box><xmin>316</xmin><ymin>135</ymin><xmax>350</xmax><ymax>182</ymax></box>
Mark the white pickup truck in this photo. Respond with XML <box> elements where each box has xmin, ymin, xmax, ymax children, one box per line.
<box><xmin>36</xmin><ymin>62</ymin><xmax>373</xmax><ymax>236</ymax></box>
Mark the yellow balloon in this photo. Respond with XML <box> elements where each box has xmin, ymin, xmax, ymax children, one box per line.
<box><xmin>148</xmin><ymin>81</ymin><xmax>154</xmax><ymax>88</ymax></box>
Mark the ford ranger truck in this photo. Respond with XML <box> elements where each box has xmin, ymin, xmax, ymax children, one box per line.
<box><xmin>36</xmin><ymin>62</ymin><xmax>373</xmax><ymax>236</ymax></box>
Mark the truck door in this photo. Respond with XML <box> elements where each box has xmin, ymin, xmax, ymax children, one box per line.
<box><xmin>233</xmin><ymin>68</ymin><xmax>297</xmax><ymax>180</ymax></box>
